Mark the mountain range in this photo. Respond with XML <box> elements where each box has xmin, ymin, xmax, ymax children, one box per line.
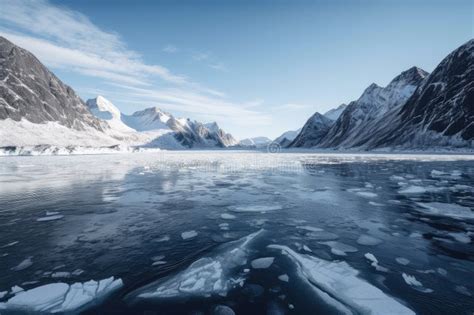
<box><xmin>286</xmin><ymin>39</ymin><xmax>473</xmax><ymax>150</ymax></box>
<box><xmin>0</xmin><ymin>36</ymin><xmax>237</xmax><ymax>150</ymax></box>
<box><xmin>0</xmin><ymin>35</ymin><xmax>472</xmax><ymax>152</ymax></box>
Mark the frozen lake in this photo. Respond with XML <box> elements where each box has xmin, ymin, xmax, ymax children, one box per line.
<box><xmin>0</xmin><ymin>151</ymin><xmax>473</xmax><ymax>314</ymax></box>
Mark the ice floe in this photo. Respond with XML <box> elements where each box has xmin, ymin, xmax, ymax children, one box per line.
<box><xmin>251</xmin><ymin>257</ymin><xmax>275</xmax><ymax>269</ymax></box>
<box><xmin>357</xmin><ymin>235</ymin><xmax>382</xmax><ymax>246</ymax></box>
<box><xmin>11</xmin><ymin>257</ymin><xmax>33</xmax><ymax>271</ymax></box>
<box><xmin>221</xmin><ymin>213</ymin><xmax>236</xmax><ymax>220</ymax></box>
<box><xmin>37</xmin><ymin>215</ymin><xmax>64</xmax><ymax>222</ymax></box>
<box><xmin>401</xmin><ymin>273</ymin><xmax>433</xmax><ymax>293</ymax></box>
<box><xmin>356</xmin><ymin>191</ymin><xmax>378</xmax><ymax>198</ymax></box>
<box><xmin>414</xmin><ymin>202</ymin><xmax>474</xmax><ymax>220</ymax></box>
<box><xmin>130</xmin><ymin>230</ymin><xmax>263</xmax><ymax>300</ymax></box>
<box><xmin>320</xmin><ymin>241</ymin><xmax>358</xmax><ymax>256</ymax></box>
<box><xmin>398</xmin><ymin>186</ymin><xmax>426</xmax><ymax>194</ymax></box>
<box><xmin>181</xmin><ymin>230</ymin><xmax>198</xmax><ymax>240</ymax></box>
<box><xmin>297</xmin><ymin>226</ymin><xmax>324</xmax><ymax>232</ymax></box>
<box><xmin>448</xmin><ymin>232</ymin><xmax>471</xmax><ymax>243</ymax></box>
<box><xmin>0</xmin><ymin>277</ymin><xmax>122</xmax><ymax>313</ymax></box>
<box><xmin>278</xmin><ymin>274</ymin><xmax>289</xmax><ymax>282</ymax></box>
<box><xmin>229</xmin><ymin>205</ymin><xmax>283</xmax><ymax>212</ymax></box>
<box><xmin>0</xmin><ymin>291</ymin><xmax>7</xmax><ymax>299</ymax></box>
<box><xmin>364</xmin><ymin>253</ymin><xmax>388</xmax><ymax>272</ymax></box>
<box><xmin>395</xmin><ymin>257</ymin><xmax>410</xmax><ymax>265</ymax></box>
<box><xmin>269</xmin><ymin>245</ymin><xmax>414</xmax><ymax>314</ymax></box>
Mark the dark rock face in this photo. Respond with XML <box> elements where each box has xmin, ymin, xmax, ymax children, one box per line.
<box><xmin>288</xmin><ymin>113</ymin><xmax>333</xmax><ymax>147</ymax></box>
<box><xmin>368</xmin><ymin>39</ymin><xmax>474</xmax><ymax>149</ymax></box>
<box><xmin>318</xmin><ymin>66</ymin><xmax>428</xmax><ymax>148</ymax></box>
<box><xmin>0</xmin><ymin>36</ymin><xmax>104</xmax><ymax>131</ymax></box>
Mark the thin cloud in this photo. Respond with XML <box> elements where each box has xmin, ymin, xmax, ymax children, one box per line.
<box><xmin>0</xmin><ymin>0</ymin><xmax>270</xmax><ymax>129</ymax></box>
<box><xmin>209</xmin><ymin>62</ymin><xmax>228</xmax><ymax>72</ymax></box>
<box><xmin>163</xmin><ymin>44</ymin><xmax>178</xmax><ymax>53</ymax></box>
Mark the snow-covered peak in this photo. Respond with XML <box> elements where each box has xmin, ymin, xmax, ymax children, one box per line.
<box><xmin>122</xmin><ymin>107</ymin><xmax>172</xmax><ymax>132</ymax></box>
<box><xmin>204</xmin><ymin>122</ymin><xmax>220</xmax><ymax>133</ymax></box>
<box><xmin>239</xmin><ymin>137</ymin><xmax>272</xmax><ymax>147</ymax></box>
<box><xmin>324</xmin><ymin>104</ymin><xmax>347</xmax><ymax>121</ymax></box>
<box><xmin>86</xmin><ymin>96</ymin><xmax>122</xmax><ymax>121</ymax></box>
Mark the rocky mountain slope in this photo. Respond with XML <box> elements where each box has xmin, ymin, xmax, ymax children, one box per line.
<box><xmin>289</xmin><ymin>39</ymin><xmax>473</xmax><ymax>150</ymax></box>
<box><xmin>288</xmin><ymin>113</ymin><xmax>333</xmax><ymax>148</ymax></box>
<box><xmin>363</xmin><ymin>39</ymin><xmax>474</xmax><ymax>149</ymax></box>
<box><xmin>323</xmin><ymin>104</ymin><xmax>347</xmax><ymax>121</ymax></box>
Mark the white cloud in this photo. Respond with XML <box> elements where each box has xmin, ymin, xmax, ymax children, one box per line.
<box><xmin>209</xmin><ymin>62</ymin><xmax>228</xmax><ymax>72</ymax></box>
<box><xmin>163</xmin><ymin>44</ymin><xmax>178</xmax><ymax>53</ymax></box>
<box><xmin>192</xmin><ymin>52</ymin><xmax>210</xmax><ymax>61</ymax></box>
<box><xmin>0</xmin><ymin>0</ymin><xmax>270</xmax><ymax>131</ymax></box>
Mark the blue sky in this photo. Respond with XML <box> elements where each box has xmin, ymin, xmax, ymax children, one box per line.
<box><xmin>0</xmin><ymin>0</ymin><xmax>472</xmax><ymax>139</ymax></box>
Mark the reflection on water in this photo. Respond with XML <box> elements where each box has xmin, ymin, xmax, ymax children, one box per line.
<box><xmin>0</xmin><ymin>152</ymin><xmax>473</xmax><ymax>314</ymax></box>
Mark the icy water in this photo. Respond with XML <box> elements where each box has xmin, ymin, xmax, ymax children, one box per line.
<box><xmin>0</xmin><ymin>151</ymin><xmax>473</xmax><ymax>315</ymax></box>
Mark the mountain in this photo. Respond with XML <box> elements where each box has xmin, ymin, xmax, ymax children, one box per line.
<box><xmin>86</xmin><ymin>97</ymin><xmax>238</xmax><ymax>149</ymax></box>
<box><xmin>274</xmin><ymin>129</ymin><xmax>301</xmax><ymax>147</ymax></box>
<box><xmin>239</xmin><ymin>136</ymin><xmax>272</xmax><ymax>147</ymax></box>
<box><xmin>288</xmin><ymin>113</ymin><xmax>333</xmax><ymax>148</ymax></box>
<box><xmin>318</xmin><ymin>66</ymin><xmax>429</xmax><ymax>148</ymax></box>
<box><xmin>0</xmin><ymin>36</ymin><xmax>120</xmax><ymax>147</ymax></box>
<box><xmin>324</xmin><ymin>104</ymin><xmax>347</xmax><ymax>121</ymax></box>
<box><xmin>364</xmin><ymin>39</ymin><xmax>474</xmax><ymax>149</ymax></box>
<box><xmin>86</xmin><ymin>96</ymin><xmax>135</xmax><ymax>133</ymax></box>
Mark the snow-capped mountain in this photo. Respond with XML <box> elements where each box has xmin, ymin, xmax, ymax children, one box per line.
<box><xmin>86</xmin><ymin>96</ymin><xmax>135</xmax><ymax>133</ymax></box>
<box><xmin>86</xmin><ymin>97</ymin><xmax>238</xmax><ymax>149</ymax></box>
<box><xmin>324</xmin><ymin>104</ymin><xmax>347</xmax><ymax>121</ymax></box>
<box><xmin>318</xmin><ymin>66</ymin><xmax>428</xmax><ymax>148</ymax></box>
<box><xmin>274</xmin><ymin>129</ymin><xmax>302</xmax><ymax>147</ymax></box>
<box><xmin>239</xmin><ymin>137</ymin><xmax>272</xmax><ymax>147</ymax></box>
<box><xmin>288</xmin><ymin>113</ymin><xmax>333</xmax><ymax>148</ymax></box>
<box><xmin>364</xmin><ymin>39</ymin><xmax>474</xmax><ymax>149</ymax></box>
<box><xmin>0</xmin><ymin>36</ymin><xmax>119</xmax><ymax>147</ymax></box>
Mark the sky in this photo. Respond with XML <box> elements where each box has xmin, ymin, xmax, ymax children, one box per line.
<box><xmin>0</xmin><ymin>0</ymin><xmax>472</xmax><ymax>139</ymax></box>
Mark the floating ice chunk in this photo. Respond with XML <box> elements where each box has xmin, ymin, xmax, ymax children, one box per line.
<box><xmin>415</xmin><ymin>202</ymin><xmax>474</xmax><ymax>220</ymax></box>
<box><xmin>357</xmin><ymin>235</ymin><xmax>382</xmax><ymax>246</ymax></box>
<box><xmin>356</xmin><ymin>191</ymin><xmax>378</xmax><ymax>198</ymax></box>
<box><xmin>132</xmin><ymin>230</ymin><xmax>263</xmax><ymax>300</ymax></box>
<box><xmin>0</xmin><ymin>277</ymin><xmax>122</xmax><ymax>313</ymax></box>
<box><xmin>402</xmin><ymin>273</ymin><xmax>422</xmax><ymax>287</ymax></box>
<box><xmin>37</xmin><ymin>215</ymin><xmax>64</xmax><ymax>222</ymax></box>
<box><xmin>269</xmin><ymin>245</ymin><xmax>414</xmax><ymax>315</ymax></box>
<box><xmin>401</xmin><ymin>274</ymin><xmax>433</xmax><ymax>293</ymax></box>
<box><xmin>221</xmin><ymin>213</ymin><xmax>236</xmax><ymax>220</ymax></box>
<box><xmin>320</xmin><ymin>241</ymin><xmax>358</xmax><ymax>256</ymax></box>
<box><xmin>448</xmin><ymin>232</ymin><xmax>471</xmax><ymax>243</ymax></box>
<box><xmin>430</xmin><ymin>170</ymin><xmax>447</xmax><ymax>177</ymax></box>
<box><xmin>369</xmin><ymin>201</ymin><xmax>384</xmax><ymax>206</ymax></box>
<box><xmin>437</xmin><ymin>268</ymin><xmax>447</xmax><ymax>276</ymax></box>
<box><xmin>52</xmin><ymin>272</ymin><xmax>71</xmax><ymax>279</ymax></box>
<box><xmin>364</xmin><ymin>253</ymin><xmax>388</xmax><ymax>272</ymax></box>
<box><xmin>212</xmin><ymin>304</ymin><xmax>235</xmax><ymax>315</ymax></box>
<box><xmin>0</xmin><ymin>291</ymin><xmax>7</xmax><ymax>299</ymax></box>
<box><xmin>303</xmin><ymin>245</ymin><xmax>312</xmax><ymax>252</ymax></box>
<box><xmin>251</xmin><ymin>257</ymin><xmax>275</xmax><ymax>269</ymax></box>
<box><xmin>181</xmin><ymin>230</ymin><xmax>198</xmax><ymax>240</ymax></box>
<box><xmin>455</xmin><ymin>285</ymin><xmax>472</xmax><ymax>297</ymax></box>
<box><xmin>46</xmin><ymin>211</ymin><xmax>60</xmax><ymax>216</ymax></box>
<box><xmin>390</xmin><ymin>175</ymin><xmax>405</xmax><ymax>181</ymax></box>
<box><xmin>395</xmin><ymin>258</ymin><xmax>410</xmax><ymax>265</ymax></box>
<box><xmin>230</xmin><ymin>205</ymin><xmax>282</xmax><ymax>212</ymax></box>
<box><xmin>11</xmin><ymin>286</ymin><xmax>23</xmax><ymax>295</ymax></box>
<box><xmin>1</xmin><ymin>241</ymin><xmax>19</xmax><ymax>248</ymax></box>
<box><xmin>297</xmin><ymin>226</ymin><xmax>324</xmax><ymax>232</ymax></box>
<box><xmin>398</xmin><ymin>186</ymin><xmax>426</xmax><ymax>194</ymax></box>
<box><xmin>154</xmin><ymin>235</ymin><xmax>170</xmax><ymax>242</ymax></box>
<box><xmin>278</xmin><ymin>274</ymin><xmax>289</xmax><ymax>282</ymax></box>
<box><xmin>152</xmin><ymin>261</ymin><xmax>167</xmax><ymax>266</ymax></box>
<box><xmin>11</xmin><ymin>257</ymin><xmax>33</xmax><ymax>271</ymax></box>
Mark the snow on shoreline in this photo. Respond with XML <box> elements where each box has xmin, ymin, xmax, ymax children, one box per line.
<box><xmin>0</xmin><ymin>145</ymin><xmax>162</xmax><ymax>156</ymax></box>
<box><xmin>0</xmin><ymin>276</ymin><xmax>123</xmax><ymax>313</ymax></box>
